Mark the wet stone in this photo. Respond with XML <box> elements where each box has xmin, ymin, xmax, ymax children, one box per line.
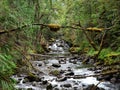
<box><xmin>88</xmin><ymin>59</ymin><xmax>94</xmax><ymax>64</ymax></box>
<box><xmin>52</xmin><ymin>63</ymin><xmax>61</xmax><ymax>68</ymax></box>
<box><xmin>67</xmin><ymin>67</ymin><xmax>72</xmax><ymax>71</ymax></box>
<box><xmin>63</xmin><ymin>83</ymin><xmax>72</xmax><ymax>88</ymax></box>
<box><xmin>94</xmin><ymin>70</ymin><xmax>101</xmax><ymax>74</ymax></box>
<box><xmin>65</xmin><ymin>71</ymin><xmax>74</xmax><ymax>76</ymax></box>
<box><xmin>50</xmin><ymin>70</ymin><xmax>60</xmax><ymax>76</ymax></box>
<box><xmin>17</xmin><ymin>78</ymin><xmax>22</xmax><ymax>83</ymax></box>
<box><xmin>37</xmin><ymin>63</ymin><xmax>42</xmax><ymax>66</ymax></box>
<box><xmin>23</xmin><ymin>78</ymin><xmax>29</xmax><ymax>83</ymax></box>
<box><xmin>88</xmin><ymin>67</ymin><xmax>95</xmax><ymax>71</ymax></box>
<box><xmin>24</xmin><ymin>75</ymin><xmax>41</xmax><ymax>82</ymax></box>
<box><xmin>73</xmin><ymin>86</ymin><xmax>78</xmax><ymax>90</ymax></box>
<box><xmin>110</xmin><ymin>77</ymin><xmax>117</xmax><ymax>83</ymax></box>
<box><xmin>59</xmin><ymin>60</ymin><xmax>66</xmax><ymax>64</ymax></box>
<box><xmin>69</xmin><ymin>59</ymin><xmax>77</xmax><ymax>64</ymax></box>
<box><xmin>46</xmin><ymin>83</ymin><xmax>53</xmax><ymax>90</ymax></box>
<box><xmin>60</xmin><ymin>70</ymin><xmax>65</xmax><ymax>74</ymax></box>
<box><xmin>103</xmin><ymin>75</ymin><xmax>111</xmax><ymax>81</ymax></box>
<box><xmin>97</xmin><ymin>75</ymin><xmax>104</xmax><ymax>81</ymax></box>
<box><xmin>32</xmin><ymin>81</ymin><xmax>37</xmax><ymax>86</ymax></box>
<box><xmin>83</xmin><ymin>84</ymin><xmax>94</xmax><ymax>90</ymax></box>
<box><xmin>18</xmin><ymin>88</ymin><xmax>24</xmax><ymax>90</ymax></box>
<box><xmin>27</xmin><ymin>88</ymin><xmax>33</xmax><ymax>90</ymax></box>
<box><xmin>57</xmin><ymin>76</ymin><xmax>67</xmax><ymax>81</ymax></box>
<box><xmin>42</xmin><ymin>80</ymin><xmax>48</xmax><ymax>85</ymax></box>
<box><xmin>53</xmin><ymin>87</ymin><xmax>60</xmax><ymax>90</ymax></box>
<box><xmin>96</xmin><ymin>66</ymin><xmax>102</xmax><ymax>70</ymax></box>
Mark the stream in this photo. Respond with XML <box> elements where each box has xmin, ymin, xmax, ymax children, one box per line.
<box><xmin>12</xmin><ymin>39</ymin><xmax>120</xmax><ymax>90</ymax></box>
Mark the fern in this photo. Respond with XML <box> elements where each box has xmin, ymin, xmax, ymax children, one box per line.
<box><xmin>0</xmin><ymin>54</ymin><xmax>16</xmax><ymax>90</ymax></box>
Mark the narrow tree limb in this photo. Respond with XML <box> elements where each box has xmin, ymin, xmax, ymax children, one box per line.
<box><xmin>76</xmin><ymin>21</ymin><xmax>98</xmax><ymax>51</ymax></box>
<box><xmin>0</xmin><ymin>24</ymin><xmax>47</xmax><ymax>34</ymax></box>
<box><xmin>94</xmin><ymin>30</ymin><xmax>107</xmax><ymax>60</ymax></box>
<box><xmin>0</xmin><ymin>25</ymin><xmax>28</xmax><ymax>34</ymax></box>
<box><xmin>82</xmin><ymin>28</ymin><xmax>98</xmax><ymax>51</ymax></box>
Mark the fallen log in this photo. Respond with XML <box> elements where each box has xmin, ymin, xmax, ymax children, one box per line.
<box><xmin>29</xmin><ymin>53</ymin><xmax>70</xmax><ymax>59</ymax></box>
<box><xmin>66</xmin><ymin>70</ymin><xmax>119</xmax><ymax>79</ymax></box>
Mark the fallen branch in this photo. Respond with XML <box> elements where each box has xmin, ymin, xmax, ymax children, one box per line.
<box><xmin>0</xmin><ymin>23</ymin><xmax>111</xmax><ymax>35</ymax></box>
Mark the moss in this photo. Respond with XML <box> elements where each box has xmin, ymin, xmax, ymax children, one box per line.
<box><xmin>69</xmin><ymin>47</ymin><xmax>82</xmax><ymax>54</ymax></box>
<box><xmin>47</xmin><ymin>24</ymin><xmax>61</xmax><ymax>32</ymax></box>
<box><xmin>50</xmin><ymin>70</ymin><xmax>60</xmax><ymax>76</ymax></box>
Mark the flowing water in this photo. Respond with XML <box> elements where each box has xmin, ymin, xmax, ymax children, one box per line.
<box><xmin>12</xmin><ymin>39</ymin><xmax>120</xmax><ymax>90</ymax></box>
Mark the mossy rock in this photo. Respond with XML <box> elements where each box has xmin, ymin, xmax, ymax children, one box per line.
<box><xmin>69</xmin><ymin>47</ymin><xmax>81</xmax><ymax>54</ymax></box>
<box><xmin>25</xmin><ymin>73</ymin><xmax>41</xmax><ymax>82</ymax></box>
<box><xmin>50</xmin><ymin>70</ymin><xmax>60</xmax><ymax>76</ymax></box>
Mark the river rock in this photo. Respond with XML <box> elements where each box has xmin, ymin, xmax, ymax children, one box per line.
<box><xmin>50</xmin><ymin>70</ymin><xmax>60</xmax><ymax>76</ymax></box>
<box><xmin>27</xmin><ymin>88</ymin><xmax>33</xmax><ymax>90</ymax></box>
<box><xmin>52</xmin><ymin>63</ymin><xmax>61</xmax><ymax>68</ymax></box>
<box><xmin>73</xmin><ymin>86</ymin><xmax>79</xmax><ymax>90</ymax></box>
<box><xmin>103</xmin><ymin>75</ymin><xmax>111</xmax><ymax>81</ymax></box>
<box><xmin>69</xmin><ymin>58</ymin><xmax>77</xmax><ymax>64</ymax></box>
<box><xmin>59</xmin><ymin>59</ymin><xmax>66</xmax><ymax>64</ymax></box>
<box><xmin>53</xmin><ymin>87</ymin><xmax>60</xmax><ymax>90</ymax></box>
<box><xmin>23</xmin><ymin>78</ymin><xmax>29</xmax><ymax>83</ymax></box>
<box><xmin>24</xmin><ymin>74</ymin><xmax>41</xmax><ymax>82</ymax></box>
<box><xmin>46</xmin><ymin>83</ymin><xmax>53</xmax><ymax>90</ymax></box>
<box><xmin>94</xmin><ymin>70</ymin><xmax>101</xmax><ymax>74</ymax></box>
<box><xmin>42</xmin><ymin>80</ymin><xmax>48</xmax><ymax>85</ymax></box>
<box><xmin>18</xmin><ymin>88</ymin><xmax>24</xmax><ymax>90</ymax></box>
<box><xmin>57</xmin><ymin>76</ymin><xmax>67</xmax><ymax>81</ymax></box>
<box><xmin>88</xmin><ymin>59</ymin><xmax>94</xmax><ymax>64</ymax></box>
<box><xmin>97</xmin><ymin>75</ymin><xmax>104</xmax><ymax>81</ymax></box>
<box><xmin>17</xmin><ymin>78</ymin><xmax>22</xmax><ymax>83</ymax></box>
<box><xmin>32</xmin><ymin>81</ymin><xmax>37</xmax><ymax>86</ymax></box>
<box><xmin>37</xmin><ymin>63</ymin><xmax>42</xmax><ymax>66</ymax></box>
<box><xmin>63</xmin><ymin>83</ymin><xmax>72</xmax><ymax>88</ymax></box>
<box><xmin>60</xmin><ymin>70</ymin><xmax>65</xmax><ymax>74</ymax></box>
<box><xmin>83</xmin><ymin>84</ymin><xmax>105</xmax><ymax>90</ymax></box>
<box><xmin>88</xmin><ymin>67</ymin><xmax>96</xmax><ymax>71</ymax></box>
<box><xmin>110</xmin><ymin>77</ymin><xmax>117</xmax><ymax>83</ymax></box>
<box><xmin>65</xmin><ymin>71</ymin><xmax>74</xmax><ymax>76</ymax></box>
<box><xmin>67</xmin><ymin>67</ymin><xmax>72</xmax><ymax>71</ymax></box>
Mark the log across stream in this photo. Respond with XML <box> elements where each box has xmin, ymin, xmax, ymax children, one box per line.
<box><xmin>12</xmin><ymin>39</ymin><xmax>120</xmax><ymax>90</ymax></box>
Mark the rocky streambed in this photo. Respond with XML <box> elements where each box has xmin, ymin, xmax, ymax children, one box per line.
<box><xmin>12</xmin><ymin>39</ymin><xmax>120</xmax><ymax>90</ymax></box>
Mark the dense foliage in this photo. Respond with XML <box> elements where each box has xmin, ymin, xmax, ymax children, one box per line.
<box><xmin>0</xmin><ymin>0</ymin><xmax>120</xmax><ymax>89</ymax></box>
